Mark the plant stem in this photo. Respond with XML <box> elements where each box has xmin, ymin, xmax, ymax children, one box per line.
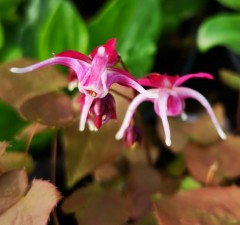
<box><xmin>51</xmin><ymin>129</ymin><xmax>58</xmax><ymax>185</ymax></box>
<box><xmin>23</xmin><ymin>123</ymin><xmax>39</xmax><ymax>165</ymax></box>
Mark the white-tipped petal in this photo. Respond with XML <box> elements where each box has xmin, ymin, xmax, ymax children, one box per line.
<box><xmin>115</xmin><ymin>94</ymin><xmax>148</xmax><ymax>140</ymax></box>
<box><xmin>157</xmin><ymin>91</ymin><xmax>172</xmax><ymax>147</ymax></box>
<box><xmin>10</xmin><ymin>67</ymin><xmax>23</xmax><ymax>73</ymax></box>
<box><xmin>10</xmin><ymin>57</ymin><xmax>85</xmax><ymax>75</ymax></box>
<box><xmin>166</xmin><ymin>138</ymin><xmax>171</xmax><ymax>147</ymax></box>
<box><xmin>79</xmin><ymin>96</ymin><xmax>94</xmax><ymax>131</ymax></box>
<box><xmin>176</xmin><ymin>87</ymin><xmax>227</xmax><ymax>140</ymax></box>
<box><xmin>98</xmin><ymin>46</ymin><xmax>105</xmax><ymax>56</ymax></box>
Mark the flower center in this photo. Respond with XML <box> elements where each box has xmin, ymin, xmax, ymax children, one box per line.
<box><xmin>86</xmin><ymin>90</ymin><xmax>97</xmax><ymax>97</ymax></box>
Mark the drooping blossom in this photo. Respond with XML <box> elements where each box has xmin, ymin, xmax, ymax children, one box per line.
<box><xmin>123</xmin><ymin>125</ymin><xmax>142</xmax><ymax>149</ymax></box>
<box><xmin>10</xmin><ymin>38</ymin><xmax>156</xmax><ymax>131</ymax></box>
<box><xmin>116</xmin><ymin>73</ymin><xmax>227</xmax><ymax>146</ymax></box>
<box><xmin>79</xmin><ymin>93</ymin><xmax>117</xmax><ymax>131</ymax></box>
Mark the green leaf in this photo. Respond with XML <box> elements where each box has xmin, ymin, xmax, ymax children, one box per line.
<box><xmin>197</xmin><ymin>14</ymin><xmax>240</xmax><ymax>54</ymax></box>
<box><xmin>88</xmin><ymin>0</ymin><xmax>162</xmax><ymax>77</ymax></box>
<box><xmin>0</xmin><ymin>100</ymin><xmax>27</xmax><ymax>141</ymax></box>
<box><xmin>166</xmin><ymin>154</ymin><xmax>186</xmax><ymax>176</ymax></box>
<box><xmin>37</xmin><ymin>0</ymin><xmax>89</xmax><ymax>59</ymax></box>
<box><xmin>0</xmin><ymin>0</ymin><xmax>22</xmax><ymax>20</ymax></box>
<box><xmin>217</xmin><ymin>0</ymin><xmax>240</xmax><ymax>10</ymax></box>
<box><xmin>0</xmin><ymin>21</ymin><xmax>4</xmax><ymax>49</ymax></box>
<box><xmin>20</xmin><ymin>0</ymin><xmax>88</xmax><ymax>59</ymax></box>
<box><xmin>162</xmin><ymin>0</ymin><xmax>207</xmax><ymax>32</ymax></box>
<box><xmin>180</xmin><ymin>176</ymin><xmax>202</xmax><ymax>190</ymax></box>
<box><xmin>219</xmin><ymin>69</ymin><xmax>240</xmax><ymax>90</ymax></box>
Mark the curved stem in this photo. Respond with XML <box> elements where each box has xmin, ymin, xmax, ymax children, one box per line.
<box><xmin>51</xmin><ymin>129</ymin><xmax>58</xmax><ymax>185</ymax></box>
<box><xmin>23</xmin><ymin>123</ymin><xmax>39</xmax><ymax>165</ymax></box>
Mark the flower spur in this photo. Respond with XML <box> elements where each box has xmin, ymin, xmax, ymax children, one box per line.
<box><xmin>116</xmin><ymin>73</ymin><xmax>227</xmax><ymax>146</ymax></box>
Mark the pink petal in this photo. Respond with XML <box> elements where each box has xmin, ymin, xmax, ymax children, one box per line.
<box><xmin>174</xmin><ymin>72</ymin><xmax>213</xmax><ymax>87</ymax></box>
<box><xmin>56</xmin><ymin>50</ymin><xmax>91</xmax><ymax>63</ymax></box>
<box><xmin>155</xmin><ymin>90</ymin><xmax>172</xmax><ymax>146</ymax></box>
<box><xmin>79</xmin><ymin>96</ymin><xmax>94</xmax><ymax>131</ymax></box>
<box><xmin>107</xmin><ymin>69</ymin><xmax>158</xmax><ymax>98</ymax></box>
<box><xmin>115</xmin><ymin>94</ymin><xmax>148</xmax><ymax>140</ymax></box>
<box><xmin>90</xmin><ymin>38</ymin><xmax>118</xmax><ymax>66</ymax></box>
<box><xmin>10</xmin><ymin>57</ymin><xmax>87</xmax><ymax>79</ymax></box>
<box><xmin>138</xmin><ymin>73</ymin><xmax>177</xmax><ymax>88</ymax></box>
<box><xmin>176</xmin><ymin>87</ymin><xmax>226</xmax><ymax>140</ymax></box>
<box><xmin>80</xmin><ymin>48</ymin><xmax>109</xmax><ymax>98</ymax></box>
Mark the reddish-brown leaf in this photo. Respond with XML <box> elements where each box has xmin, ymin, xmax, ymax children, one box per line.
<box><xmin>0</xmin><ymin>142</ymin><xmax>9</xmax><ymax>155</ymax></box>
<box><xmin>0</xmin><ymin>58</ymin><xmax>67</xmax><ymax>109</ymax></box>
<box><xmin>184</xmin><ymin>135</ymin><xmax>240</xmax><ymax>184</ymax></box>
<box><xmin>0</xmin><ymin>179</ymin><xmax>61</xmax><ymax>225</ymax></box>
<box><xmin>153</xmin><ymin>186</ymin><xmax>240</xmax><ymax>225</ymax></box>
<box><xmin>190</xmin><ymin>104</ymin><xmax>226</xmax><ymax>145</ymax></box>
<box><xmin>0</xmin><ymin>170</ymin><xmax>28</xmax><ymax>214</ymax></box>
<box><xmin>62</xmin><ymin>184</ymin><xmax>131</xmax><ymax>225</ymax></box>
<box><xmin>126</xmin><ymin>164</ymin><xmax>176</xmax><ymax>220</ymax></box>
<box><xmin>0</xmin><ymin>152</ymin><xmax>34</xmax><ymax>174</ymax></box>
<box><xmin>19</xmin><ymin>92</ymin><xmax>74</xmax><ymax>127</ymax></box>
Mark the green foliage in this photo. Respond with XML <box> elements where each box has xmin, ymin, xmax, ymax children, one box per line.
<box><xmin>0</xmin><ymin>21</ymin><xmax>4</xmax><ymax>49</ymax></box>
<box><xmin>180</xmin><ymin>176</ymin><xmax>202</xmax><ymax>190</ymax></box>
<box><xmin>197</xmin><ymin>14</ymin><xmax>240</xmax><ymax>54</ymax></box>
<box><xmin>162</xmin><ymin>0</ymin><xmax>207</xmax><ymax>32</ymax></box>
<box><xmin>88</xmin><ymin>0</ymin><xmax>162</xmax><ymax>77</ymax></box>
<box><xmin>0</xmin><ymin>0</ymin><xmax>22</xmax><ymax>20</ymax></box>
<box><xmin>219</xmin><ymin>69</ymin><xmax>240</xmax><ymax>90</ymax></box>
<box><xmin>217</xmin><ymin>0</ymin><xmax>240</xmax><ymax>10</ymax></box>
<box><xmin>0</xmin><ymin>101</ymin><xmax>27</xmax><ymax>141</ymax></box>
<box><xmin>20</xmin><ymin>0</ymin><xmax>88</xmax><ymax>59</ymax></box>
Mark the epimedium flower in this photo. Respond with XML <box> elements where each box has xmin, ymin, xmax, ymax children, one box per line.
<box><xmin>10</xmin><ymin>38</ymin><xmax>156</xmax><ymax>131</ymax></box>
<box><xmin>116</xmin><ymin>72</ymin><xmax>227</xmax><ymax>146</ymax></box>
<box><xmin>79</xmin><ymin>93</ymin><xmax>117</xmax><ymax>131</ymax></box>
<box><xmin>123</xmin><ymin>124</ymin><xmax>142</xmax><ymax>149</ymax></box>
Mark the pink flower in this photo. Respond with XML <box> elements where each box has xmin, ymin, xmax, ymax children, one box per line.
<box><xmin>123</xmin><ymin>125</ymin><xmax>142</xmax><ymax>148</ymax></box>
<box><xmin>10</xmin><ymin>38</ymin><xmax>156</xmax><ymax>131</ymax></box>
<box><xmin>79</xmin><ymin>93</ymin><xmax>116</xmax><ymax>131</ymax></box>
<box><xmin>116</xmin><ymin>73</ymin><xmax>226</xmax><ymax>146</ymax></box>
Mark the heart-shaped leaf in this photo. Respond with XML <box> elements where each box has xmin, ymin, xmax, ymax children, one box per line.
<box><xmin>154</xmin><ymin>186</ymin><xmax>240</xmax><ymax>225</ymax></box>
<box><xmin>0</xmin><ymin>170</ymin><xmax>61</xmax><ymax>225</ymax></box>
<box><xmin>0</xmin><ymin>170</ymin><xmax>28</xmax><ymax>214</ymax></box>
<box><xmin>19</xmin><ymin>92</ymin><xmax>74</xmax><ymax>127</ymax></box>
<box><xmin>184</xmin><ymin>135</ymin><xmax>240</xmax><ymax>184</ymax></box>
<box><xmin>0</xmin><ymin>58</ymin><xmax>67</xmax><ymax>109</ymax></box>
<box><xmin>62</xmin><ymin>184</ymin><xmax>131</xmax><ymax>225</ymax></box>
